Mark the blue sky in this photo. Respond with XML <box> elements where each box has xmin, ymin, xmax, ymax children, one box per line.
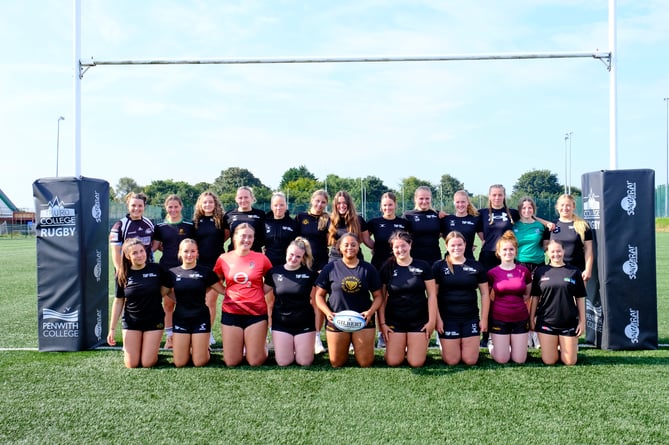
<box><xmin>2</xmin><ymin>0</ymin><xmax>668</xmax><ymax>209</ymax></box>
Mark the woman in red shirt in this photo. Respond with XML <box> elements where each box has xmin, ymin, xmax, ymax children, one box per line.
<box><xmin>214</xmin><ymin>223</ymin><xmax>273</xmax><ymax>367</ymax></box>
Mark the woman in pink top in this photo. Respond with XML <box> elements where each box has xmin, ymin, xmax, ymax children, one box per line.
<box><xmin>486</xmin><ymin>230</ymin><xmax>532</xmax><ymax>364</ymax></box>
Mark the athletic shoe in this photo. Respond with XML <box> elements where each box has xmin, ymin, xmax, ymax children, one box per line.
<box><xmin>314</xmin><ymin>334</ymin><xmax>326</xmax><ymax>354</ymax></box>
<box><xmin>209</xmin><ymin>333</ymin><xmax>216</xmax><ymax>346</ymax></box>
<box><xmin>487</xmin><ymin>340</ymin><xmax>494</xmax><ymax>355</ymax></box>
<box><xmin>164</xmin><ymin>335</ymin><xmax>173</xmax><ymax>349</ymax></box>
<box><xmin>532</xmin><ymin>331</ymin><xmax>540</xmax><ymax>349</ymax></box>
<box><xmin>376</xmin><ymin>333</ymin><xmax>386</xmax><ymax>349</ymax></box>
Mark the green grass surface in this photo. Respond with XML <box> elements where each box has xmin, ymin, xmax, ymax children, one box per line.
<box><xmin>1</xmin><ymin>235</ymin><xmax>668</xmax><ymax>444</ymax></box>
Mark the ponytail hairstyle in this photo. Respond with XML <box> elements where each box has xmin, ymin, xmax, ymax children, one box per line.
<box><xmin>328</xmin><ymin>191</ymin><xmax>361</xmax><ymax>246</ymax></box>
<box><xmin>556</xmin><ymin>194</ymin><xmax>590</xmax><ymax>243</ymax></box>
<box><xmin>117</xmin><ymin>238</ymin><xmax>145</xmax><ymax>288</ymax></box>
<box><xmin>413</xmin><ymin>186</ymin><xmax>435</xmax><ymax>211</ymax></box>
<box><xmin>487</xmin><ymin>184</ymin><xmax>514</xmax><ymax>225</ymax></box>
<box><xmin>309</xmin><ymin>189</ymin><xmax>330</xmax><ymax>232</ymax></box>
<box><xmin>288</xmin><ymin>237</ymin><xmax>314</xmax><ymax>270</ymax></box>
<box><xmin>495</xmin><ymin>230</ymin><xmax>518</xmax><ymax>259</ymax></box>
<box><xmin>444</xmin><ymin>231</ymin><xmax>467</xmax><ymax>274</ymax></box>
<box><xmin>177</xmin><ymin>238</ymin><xmax>198</xmax><ymax>263</ymax></box>
<box><xmin>454</xmin><ymin>190</ymin><xmax>478</xmax><ymax>217</ymax></box>
<box><xmin>193</xmin><ymin>191</ymin><xmax>224</xmax><ymax>229</ymax></box>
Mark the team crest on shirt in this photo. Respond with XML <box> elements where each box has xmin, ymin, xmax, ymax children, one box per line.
<box><xmin>341</xmin><ymin>276</ymin><xmax>362</xmax><ymax>293</ymax></box>
<box><xmin>409</xmin><ymin>266</ymin><xmax>424</xmax><ymax>275</ymax></box>
<box><xmin>276</xmin><ymin>274</ymin><xmax>284</xmax><ymax>282</ymax></box>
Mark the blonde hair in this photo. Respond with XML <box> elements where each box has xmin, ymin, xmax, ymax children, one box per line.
<box><xmin>444</xmin><ymin>231</ymin><xmax>467</xmax><ymax>274</ymax></box>
<box><xmin>556</xmin><ymin>194</ymin><xmax>589</xmax><ymax>243</ymax></box>
<box><xmin>413</xmin><ymin>186</ymin><xmax>435</xmax><ymax>211</ymax></box>
<box><xmin>309</xmin><ymin>189</ymin><xmax>330</xmax><ymax>231</ymax></box>
<box><xmin>289</xmin><ymin>237</ymin><xmax>314</xmax><ymax>270</ymax></box>
<box><xmin>454</xmin><ymin>190</ymin><xmax>478</xmax><ymax>216</ymax></box>
<box><xmin>177</xmin><ymin>238</ymin><xmax>198</xmax><ymax>263</ymax></box>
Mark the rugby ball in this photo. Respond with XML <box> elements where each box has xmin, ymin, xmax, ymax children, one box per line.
<box><xmin>332</xmin><ymin>310</ymin><xmax>366</xmax><ymax>332</ymax></box>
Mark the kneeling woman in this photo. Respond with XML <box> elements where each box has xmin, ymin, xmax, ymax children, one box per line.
<box><xmin>315</xmin><ymin>233</ymin><xmax>383</xmax><ymax>367</ymax></box>
<box><xmin>530</xmin><ymin>239</ymin><xmax>586</xmax><ymax>366</ymax></box>
<box><xmin>264</xmin><ymin>237</ymin><xmax>318</xmax><ymax>366</ymax></box>
<box><xmin>166</xmin><ymin>239</ymin><xmax>225</xmax><ymax>367</ymax></box>
<box><xmin>433</xmin><ymin>231</ymin><xmax>490</xmax><ymax>366</ymax></box>
<box><xmin>108</xmin><ymin>238</ymin><xmax>171</xmax><ymax>368</ymax></box>
<box><xmin>214</xmin><ymin>223</ymin><xmax>273</xmax><ymax>367</ymax></box>
<box><xmin>487</xmin><ymin>231</ymin><xmax>532</xmax><ymax>364</ymax></box>
<box><xmin>379</xmin><ymin>231</ymin><xmax>437</xmax><ymax>367</ymax></box>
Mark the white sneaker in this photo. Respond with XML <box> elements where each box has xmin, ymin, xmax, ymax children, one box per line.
<box><xmin>376</xmin><ymin>334</ymin><xmax>386</xmax><ymax>349</ymax></box>
<box><xmin>209</xmin><ymin>333</ymin><xmax>216</xmax><ymax>346</ymax></box>
<box><xmin>487</xmin><ymin>340</ymin><xmax>494</xmax><ymax>355</ymax></box>
<box><xmin>314</xmin><ymin>334</ymin><xmax>326</xmax><ymax>354</ymax></box>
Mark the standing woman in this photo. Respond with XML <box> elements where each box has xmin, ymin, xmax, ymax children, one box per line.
<box><xmin>487</xmin><ymin>231</ymin><xmax>532</xmax><ymax>364</ymax></box>
<box><xmin>295</xmin><ymin>189</ymin><xmax>330</xmax><ymax>354</ymax></box>
<box><xmin>366</xmin><ymin>192</ymin><xmax>410</xmax><ymax>348</ymax></box>
<box><xmin>477</xmin><ymin>184</ymin><xmax>519</xmax><ymax>272</ymax></box>
<box><xmin>264</xmin><ymin>192</ymin><xmax>298</xmax><ymax>266</ymax></box>
<box><xmin>152</xmin><ymin>194</ymin><xmax>196</xmax><ymax>349</ymax></box>
<box><xmin>366</xmin><ymin>192</ymin><xmax>410</xmax><ymax>271</ymax></box>
<box><xmin>107</xmin><ymin>238</ymin><xmax>170</xmax><ymax>368</ymax></box>
<box><xmin>315</xmin><ymin>233</ymin><xmax>383</xmax><ymax>368</ymax></box>
<box><xmin>442</xmin><ymin>190</ymin><xmax>482</xmax><ymax>261</ymax></box>
<box><xmin>327</xmin><ymin>190</ymin><xmax>373</xmax><ymax>262</ymax></box>
<box><xmin>513</xmin><ymin>196</ymin><xmax>548</xmax><ymax>349</ymax></box>
<box><xmin>225</xmin><ymin>186</ymin><xmax>266</xmax><ymax>253</ymax></box>
<box><xmin>477</xmin><ymin>184</ymin><xmax>519</xmax><ymax>349</ymax></box>
<box><xmin>166</xmin><ymin>239</ymin><xmax>225</xmax><ymax>367</ymax></box>
<box><xmin>379</xmin><ymin>231</ymin><xmax>437</xmax><ymax>367</ymax></box>
<box><xmin>193</xmin><ymin>191</ymin><xmax>228</xmax><ymax>345</ymax></box>
<box><xmin>403</xmin><ymin>186</ymin><xmax>443</xmax><ymax>265</ymax></box>
<box><xmin>530</xmin><ymin>239</ymin><xmax>586</xmax><ymax>365</ymax></box>
<box><xmin>513</xmin><ymin>196</ymin><xmax>548</xmax><ymax>275</ymax></box>
<box><xmin>109</xmin><ymin>192</ymin><xmax>155</xmax><ymax>272</ymax></box>
<box><xmin>549</xmin><ymin>194</ymin><xmax>593</xmax><ymax>283</ymax></box>
<box><xmin>433</xmin><ymin>231</ymin><xmax>490</xmax><ymax>366</ymax></box>
<box><xmin>264</xmin><ymin>237</ymin><xmax>318</xmax><ymax>366</ymax></box>
<box><xmin>214</xmin><ymin>223</ymin><xmax>273</xmax><ymax>367</ymax></box>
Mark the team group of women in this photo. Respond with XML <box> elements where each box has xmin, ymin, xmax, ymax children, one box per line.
<box><xmin>107</xmin><ymin>184</ymin><xmax>592</xmax><ymax>369</ymax></box>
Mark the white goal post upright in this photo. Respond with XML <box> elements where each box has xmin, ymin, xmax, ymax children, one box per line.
<box><xmin>71</xmin><ymin>0</ymin><xmax>618</xmax><ymax>177</ymax></box>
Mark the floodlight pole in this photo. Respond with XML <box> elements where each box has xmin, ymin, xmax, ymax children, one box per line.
<box><xmin>609</xmin><ymin>0</ymin><xmax>618</xmax><ymax>170</ymax></box>
<box><xmin>73</xmin><ymin>0</ymin><xmax>82</xmax><ymax>178</ymax></box>
<box><xmin>56</xmin><ymin>116</ymin><xmax>64</xmax><ymax>176</ymax></box>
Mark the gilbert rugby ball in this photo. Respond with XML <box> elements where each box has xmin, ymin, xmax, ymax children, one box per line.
<box><xmin>332</xmin><ymin>310</ymin><xmax>366</xmax><ymax>332</ymax></box>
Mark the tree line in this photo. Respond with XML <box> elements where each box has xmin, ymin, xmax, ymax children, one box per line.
<box><xmin>112</xmin><ymin>166</ymin><xmax>578</xmax><ymax>219</ymax></box>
